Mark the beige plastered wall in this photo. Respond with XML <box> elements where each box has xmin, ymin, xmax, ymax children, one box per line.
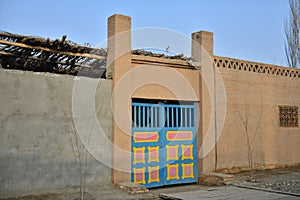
<box><xmin>214</xmin><ymin>56</ymin><xmax>300</xmax><ymax>172</ymax></box>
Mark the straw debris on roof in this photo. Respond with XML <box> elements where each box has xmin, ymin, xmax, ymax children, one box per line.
<box><xmin>0</xmin><ymin>32</ymin><xmax>107</xmax><ymax>78</ymax></box>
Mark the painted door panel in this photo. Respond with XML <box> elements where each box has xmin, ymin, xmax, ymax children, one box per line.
<box><xmin>131</xmin><ymin>102</ymin><xmax>197</xmax><ymax>188</ymax></box>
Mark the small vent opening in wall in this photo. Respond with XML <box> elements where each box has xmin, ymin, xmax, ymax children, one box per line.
<box><xmin>279</xmin><ymin>106</ymin><xmax>299</xmax><ymax>127</ymax></box>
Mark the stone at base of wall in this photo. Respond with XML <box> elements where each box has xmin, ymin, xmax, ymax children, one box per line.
<box><xmin>116</xmin><ymin>182</ymin><xmax>149</xmax><ymax>194</ymax></box>
<box><xmin>216</xmin><ymin>163</ymin><xmax>300</xmax><ymax>174</ymax></box>
<box><xmin>199</xmin><ymin>172</ymin><xmax>234</xmax><ymax>186</ymax></box>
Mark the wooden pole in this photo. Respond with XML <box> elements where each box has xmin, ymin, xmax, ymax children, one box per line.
<box><xmin>0</xmin><ymin>39</ymin><xmax>105</xmax><ymax>60</ymax></box>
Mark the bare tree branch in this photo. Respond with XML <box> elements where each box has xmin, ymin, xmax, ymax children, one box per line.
<box><xmin>233</xmin><ymin>91</ymin><xmax>264</xmax><ymax>180</ymax></box>
<box><xmin>251</xmin><ymin>93</ymin><xmax>263</xmax><ymax>145</ymax></box>
<box><xmin>285</xmin><ymin>0</ymin><xmax>300</xmax><ymax>68</ymax></box>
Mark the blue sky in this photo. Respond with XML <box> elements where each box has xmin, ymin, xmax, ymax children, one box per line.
<box><xmin>0</xmin><ymin>0</ymin><xmax>290</xmax><ymax>66</ymax></box>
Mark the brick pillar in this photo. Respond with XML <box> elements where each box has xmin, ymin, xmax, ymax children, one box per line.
<box><xmin>192</xmin><ymin>31</ymin><xmax>213</xmax><ymax>60</ymax></box>
<box><xmin>191</xmin><ymin>30</ymin><xmax>216</xmax><ymax>180</ymax></box>
<box><xmin>106</xmin><ymin>14</ymin><xmax>131</xmax><ymax>79</ymax></box>
<box><xmin>107</xmin><ymin>14</ymin><xmax>132</xmax><ymax>184</ymax></box>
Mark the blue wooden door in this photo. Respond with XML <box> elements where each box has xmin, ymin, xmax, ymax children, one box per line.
<box><xmin>131</xmin><ymin>101</ymin><xmax>197</xmax><ymax>188</ymax></box>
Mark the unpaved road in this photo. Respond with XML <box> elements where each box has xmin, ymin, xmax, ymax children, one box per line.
<box><xmin>1</xmin><ymin>167</ymin><xmax>300</xmax><ymax>200</ymax></box>
<box><xmin>232</xmin><ymin>166</ymin><xmax>300</xmax><ymax>194</ymax></box>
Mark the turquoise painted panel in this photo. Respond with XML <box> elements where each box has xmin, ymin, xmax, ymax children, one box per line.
<box><xmin>131</xmin><ymin>102</ymin><xmax>197</xmax><ymax>188</ymax></box>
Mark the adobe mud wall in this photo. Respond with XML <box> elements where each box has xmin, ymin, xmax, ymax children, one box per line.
<box><xmin>213</xmin><ymin>56</ymin><xmax>300</xmax><ymax>171</ymax></box>
<box><xmin>0</xmin><ymin>69</ymin><xmax>112</xmax><ymax>197</ymax></box>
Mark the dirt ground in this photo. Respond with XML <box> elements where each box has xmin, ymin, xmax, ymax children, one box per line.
<box><xmin>1</xmin><ymin>167</ymin><xmax>300</xmax><ymax>200</ymax></box>
<box><xmin>231</xmin><ymin>166</ymin><xmax>300</xmax><ymax>194</ymax></box>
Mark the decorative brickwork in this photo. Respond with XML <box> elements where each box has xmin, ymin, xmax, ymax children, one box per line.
<box><xmin>214</xmin><ymin>56</ymin><xmax>300</xmax><ymax>78</ymax></box>
<box><xmin>279</xmin><ymin>106</ymin><xmax>299</xmax><ymax>127</ymax></box>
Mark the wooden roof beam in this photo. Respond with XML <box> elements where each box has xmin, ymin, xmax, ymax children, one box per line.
<box><xmin>0</xmin><ymin>39</ymin><xmax>106</xmax><ymax>60</ymax></box>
